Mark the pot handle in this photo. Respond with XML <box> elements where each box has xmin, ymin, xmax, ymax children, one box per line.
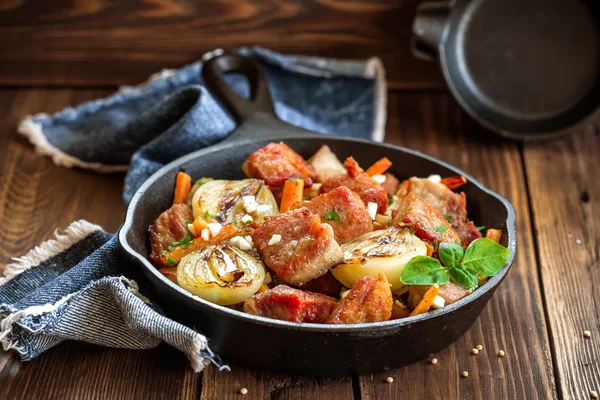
<box><xmin>411</xmin><ymin>1</ymin><xmax>452</xmax><ymax>61</ymax></box>
<box><xmin>202</xmin><ymin>54</ymin><xmax>277</xmax><ymax>124</ymax></box>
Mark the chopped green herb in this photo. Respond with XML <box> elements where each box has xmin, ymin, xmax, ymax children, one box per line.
<box><xmin>444</xmin><ymin>215</ymin><xmax>453</xmax><ymax>222</ymax></box>
<box><xmin>161</xmin><ymin>250</ymin><xmax>167</xmax><ymax>255</ymax></box>
<box><xmin>232</xmin><ymin>220</ymin><xmax>238</xmax><ymax>225</ymax></box>
<box><xmin>204</xmin><ymin>210</ymin><xmax>220</xmax><ymax>218</ymax></box>
<box><xmin>476</xmin><ymin>225</ymin><xmax>486</xmax><ymax>233</ymax></box>
<box><xmin>287</xmin><ymin>177</ymin><xmax>304</xmax><ymax>181</ymax></box>
<box><xmin>167</xmin><ymin>245</ymin><xmax>176</xmax><ymax>251</ymax></box>
<box><xmin>324</xmin><ymin>209</ymin><xmax>341</xmax><ymax>221</ymax></box>
<box><xmin>166</xmin><ymin>257</ymin><xmax>177</xmax><ymax>267</ymax></box>
<box><xmin>244</xmin><ymin>220</ymin><xmax>252</xmax><ymax>225</ymax></box>
<box><xmin>432</xmin><ymin>240</ymin><xmax>439</xmax><ymax>252</ymax></box>
<box><xmin>387</xmin><ymin>195</ymin><xmax>396</xmax><ymax>206</ymax></box>
<box><xmin>436</xmin><ymin>224</ymin><xmax>448</xmax><ymax>233</ymax></box>
<box><xmin>195</xmin><ymin>177</ymin><xmax>212</xmax><ymax>187</ymax></box>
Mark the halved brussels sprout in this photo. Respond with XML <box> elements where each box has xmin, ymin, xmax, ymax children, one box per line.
<box><xmin>177</xmin><ymin>244</ymin><xmax>266</xmax><ymax>306</ymax></box>
<box><xmin>331</xmin><ymin>226</ymin><xmax>427</xmax><ymax>291</ymax></box>
<box><xmin>192</xmin><ymin>179</ymin><xmax>278</xmax><ymax>231</ymax></box>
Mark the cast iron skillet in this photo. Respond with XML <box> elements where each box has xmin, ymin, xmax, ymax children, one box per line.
<box><xmin>119</xmin><ymin>54</ymin><xmax>517</xmax><ymax>377</ymax></box>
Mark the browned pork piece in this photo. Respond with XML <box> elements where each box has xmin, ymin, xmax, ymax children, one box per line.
<box><xmin>243</xmin><ymin>285</ymin><xmax>338</xmax><ymax>323</ymax></box>
<box><xmin>148</xmin><ymin>203</ymin><xmax>193</xmax><ymax>267</ymax></box>
<box><xmin>242</xmin><ymin>143</ymin><xmax>316</xmax><ymax>200</ymax></box>
<box><xmin>251</xmin><ymin>208</ymin><xmax>343</xmax><ymax>286</ymax></box>
<box><xmin>291</xmin><ymin>186</ymin><xmax>372</xmax><ymax>243</ymax></box>
<box><xmin>381</xmin><ymin>172</ymin><xmax>400</xmax><ymax>196</ymax></box>
<box><xmin>321</xmin><ymin>157</ymin><xmax>388</xmax><ymax>214</ymax></box>
<box><xmin>392</xmin><ymin>192</ymin><xmax>461</xmax><ymax>244</ymax></box>
<box><xmin>407</xmin><ymin>282</ymin><xmax>469</xmax><ymax>309</ymax></box>
<box><xmin>327</xmin><ymin>273</ymin><xmax>393</xmax><ymax>324</ymax></box>
<box><xmin>396</xmin><ymin>177</ymin><xmax>481</xmax><ymax>246</ymax></box>
<box><xmin>308</xmin><ymin>145</ymin><xmax>347</xmax><ymax>183</ymax></box>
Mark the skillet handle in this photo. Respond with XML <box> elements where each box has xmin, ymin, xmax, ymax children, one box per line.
<box><xmin>411</xmin><ymin>1</ymin><xmax>451</xmax><ymax>61</ymax></box>
<box><xmin>202</xmin><ymin>54</ymin><xmax>277</xmax><ymax>124</ymax></box>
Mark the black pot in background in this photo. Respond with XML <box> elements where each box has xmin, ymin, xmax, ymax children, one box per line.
<box><xmin>411</xmin><ymin>0</ymin><xmax>600</xmax><ymax>140</ymax></box>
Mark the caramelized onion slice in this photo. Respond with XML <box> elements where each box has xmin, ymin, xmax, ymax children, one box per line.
<box><xmin>331</xmin><ymin>226</ymin><xmax>427</xmax><ymax>291</ymax></box>
<box><xmin>177</xmin><ymin>244</ymin><xmax>266</xmax><ymax>305</ymax></box>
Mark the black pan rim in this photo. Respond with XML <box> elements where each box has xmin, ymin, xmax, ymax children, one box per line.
<box><xmin>119</xmin><ymin>134</ymin><xmax>517</xmax><ymax>333</ymax></box>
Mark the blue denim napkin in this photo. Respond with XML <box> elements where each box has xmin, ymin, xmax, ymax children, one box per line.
<box><xmin>1</xmin><ymin>47</ymin><xmax>386</xmax><ymax>371</ymax></box>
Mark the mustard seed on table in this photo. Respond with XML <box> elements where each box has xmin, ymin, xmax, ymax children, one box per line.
<box><xmin>471</xmin><ymin>348</ymin><xmax>479</xmax><ymax>355</ymax></box>
<box><xmin>476</xmin><ymin>344</ymin><xmax>483</xmax><ymax>351</ymax></box>
<box><xmin>431</xmin><ymin>358</ymin><xmax>438</xmax><ymax>365</ymax></box>
<box><xmin>590</xmin><ymin>390</ymin><xmax>597</xmax><ymax>398</ymax></box>
<box><xmin>240</xmin><ymin>388</ymin><xmax>248</xmax><ymax>395</ymax></box>
<box><xmin>386</xmin><ymin>376</ymin><xmax>394</xmax><ymax>383</ymax></box>
<box><xmin>584</xmin><ymin>330</ymin><xmax>591</xmax><ymax>338</ymax></box>
<box><xmin>498</xmin><ymin>350</ymin><xmax>505</xmax><ymax>357</ymax></box>
<box><xmin>461</xmin><ymin>371</ymin><xmax>469</xmax><ymax>377</ymax></box>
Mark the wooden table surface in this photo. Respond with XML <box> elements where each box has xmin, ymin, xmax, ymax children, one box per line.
<box><xmin>0</xmin><ymin>88</ymin><xmax>598</xmax><ymax>400</ymax></box>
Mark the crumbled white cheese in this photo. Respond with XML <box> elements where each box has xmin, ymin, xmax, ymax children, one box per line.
<box><xmin>310</xmin><ymin>183</ymin><xmax>322</xmax><ymax>191</ymax></box>
<box><xmin>340</xmin><ymin>289</ymin><xmax>350</xmax><ymax>299</ymax></box>
<box><xmin>256</xmin><ymin>204</ymin><xmax>273</xmax><ymax>214</ymax></box>
<box><xmin>229</xmin><ymin>236</ymin><xmax>241</xmax><ymax>247</ymax></box>
<box><xmin>242</xmin><ymin>195</ymin><xmax>258</xmax><ymax>213</ymax></box>
<box><xmin>268</xmin><ymin>234</ymin><xmax>282</xmax><ymax>246</ymax></box>
<box><xmin>367</xmin><ymin>202</ymin><xmax>378</xmax><ymax>220</ymax></box>
<box><xmin>201</xmin><ymin>228</ymin><xmax>210</xmax><ymax>241</ymax></box>
<box><xmin>244</xmin><ymin>235</ymin><xmax>254</xmax><ymax>248</ymax></box>
<box><xmin>375</xmin><ymin>214</ymin><xmax>391</xmax><ymax>226</ymax></box>
<box><xmin>427</xmin><ymin>174</ymin><xmax>442</xmax><ymax>183</ymax></box>
<box><xmin>241</xmin><ymin>214</ymin><xmax>253</xmax><ymax>224</ymax></box>
<box><xmin>208</xmin><ymin>222</ymin><xmax>222</xmax><ymax>237</ymax></box>
<box><xmin>187</xmin><ymin>223</ymin><xmax>196</xmax><ymax>237</ymax></box>
<box><xmin>431</xmin><ymin>295</ymin><xmax>446</xmax><ymax>309</ymax></box>
<box><xmin>372</xmin><ymin>174</ymin><xmax>387</xmax><ymax>184</ymax></box>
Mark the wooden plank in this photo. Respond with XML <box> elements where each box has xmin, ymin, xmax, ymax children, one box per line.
<box><xmin>200</xmin><ymin>364</ymin><xmax>354</xmax><ymax>400</ymax></box>
<box><xmin>0</xmin><ymin>0</ymin><xmax>443</xmax><ymax>89</ymax></box>
<box><xmin>523</xmin><ymin>123</ymin><xmax>600</xmax><ymax>399</ymax></box>
<box><xmin>0</xmin><ymin>89</ymin><xmax>199</xmax><ymax>400</ymax></box>
<box><xmin>358</xmin><ymin>92</ymin><xmax>558</xmax><ymax>399</ymax></box>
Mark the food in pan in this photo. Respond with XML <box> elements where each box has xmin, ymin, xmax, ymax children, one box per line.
<box><xmin>148</xmin><ymin>143</ymin><xmax>509</xmax><ymax>324</ymax></box>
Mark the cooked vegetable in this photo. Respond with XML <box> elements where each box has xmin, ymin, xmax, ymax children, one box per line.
<box><xmin>192</xmin><ymin>216</ymin><xmax>209</xmax><ymax>237</ymax></box>
<box><xmin>192</xmin><ymin>179</ymin><xmax>278</xmax><ymax>227</ymax></box>
<box><xmin>485</xmin><ymin>228</ymin><xmax>502</xmax><ymax>243</ymax></box>
<box><xmin>177</xmin><ymin>244</ymin><xmax>266</xmax><ymax>305</ymax></box>
<box><xmin>409</xmin><ymin>284</ymin><xmax>439</xmax><ymax>316</ymax></box>
<box><xmin>331</xmin><ymin>226</ymin><xmax>427</xmax><ymax>291</ymax></box>
<box><xmin>163</xmin><ymin>224</ymin><xmax>238</xmax><ymax>264</ymax></box>
<box><xmin>366</xmin><ymin>157</ymin><xmax>392</xmax><ymax>177</ymax></box>
<box><xmin>441</xmin><ymin>175</ymin><xmax>467</xmax><ymax>189</ymax></box>
<box><xmin>280</xmin><ymin>178</ymin><xmax>304</xmax><ymax>212</ymax></box>
<box><xmin>173</xmin><ymin>171</ymin><xmax>192</xmax><ymax>205</ymax></box>
<box><xmin>308</xmin><ymin>145</ymin><xmax>347</xmax><ymax>183</ymax></box>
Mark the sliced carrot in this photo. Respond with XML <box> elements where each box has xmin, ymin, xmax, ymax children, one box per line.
<box><xmin>162</xmin><ymin>224</ymin><xmax>238</xmax><ymax>264</ymax></box>
<box><xmin>173</xmin><ymin>171</ymin><xmax>192</xmax><ymax>205</ymax></box>
<box><xmin>441</xmin><ymin>176</ymin><xmax>467</xmax><ymax>190</ymax></box>
<box><xmin>159</xmin><ymin>267</ymin><xmax>178</xmax><ymax>284</ymax></box>
<box><xmin>424</xmin><ymin>242</ymin><xmax>434</xmax><ymax>256</ymax></box>
<box><xmin>409</xmin><ymin>284</ymin><xmax>439</xmax><ymax>316</ymax></box>
<box><xmin>280</xmin><ymin>178</ymin><xmax>304</xmax><ymax>213</ymax></box>
<box><xmin>192</xmin><ymin>216</ymin><xmax>209</xmax><ymax>237</ymax></box>
<box><xmin>366</xmin><ymin>157</ymin><xmax>392</xmax><ymax>177</ymax></box>
<box><xmin>485</xmin><ymin>228</ymin><xmax>502</xmax><ymax>243</ymax></box>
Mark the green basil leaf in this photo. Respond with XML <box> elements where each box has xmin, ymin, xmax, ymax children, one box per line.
<box><xmin>462</xmin><ymin>238</ymin><xmax>510</xmax><ymax>276</ymax></box>
<box><xmin>400</xmin><ymin>256</ymin><xmax>449</xmax><ymax>285</ymax></box>
<box><xmin>438</xmin><ymin>242</ymin><xmax>464</xmax><ymax>267</ymax></box>
<box><xmin>436</xmin><ymin>224</ymin><xmax>448</xmax><ymax>233</ymax></box>
<box><xmin>448</xmin><ymin>264</ymin><xmax>478</xmax><ymax>290</ymax></box>
<box><xmin>324</xmin><ymin>209</ymin><xmax>341</xmax><ymax>221</ymax></box>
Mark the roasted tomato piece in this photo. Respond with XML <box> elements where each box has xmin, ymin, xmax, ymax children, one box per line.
<box><xmin>301</xmin><ymin>272</ymin><xmax>343</xmax><ymax>298</ymax></box>
<box><xmin>292</xmin><ymin>186</ymin><xmax>373</xmax><ymax>243</ymax></box>
<box><xmin>327</xmin><ymin>273</ymin><xmax>393</xmax><ymax>324</ymax></box>
<box><xmin>149</xmin><ymin>203</ymin><xmax>193</xmax><ymax>267</ymax></box>
<box><xmin>322</xmin><ymin>157</ymin><xmax>387</xmax><ymax>214</ymax></box>
<box><xmin>243</xmin><ymin>285</ymin><xmax>338</xmax><ymax>323</ymax></box>
<box><xmin>251</xmin><ymin>208</ymin><xmax>343</xmax><ymax>285</ymax></box>
<box><xmin>407</xmin><ymin>282</ymin><xmax>469</xmax><ymax>309</ymax></box>
<box><xmin>392</xmin><ymin>192</ymin><xmax>461</xmax><ymax>244</ymax></box>
<box><xmin>242</xmin><ymin>143</ymin><xmax>316</xmax><ymax>191</ymax></box>
<box><xmin>396</xmin><ymin>177</ymin><xmax>480</xmax><ymax>246</ymax></box>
